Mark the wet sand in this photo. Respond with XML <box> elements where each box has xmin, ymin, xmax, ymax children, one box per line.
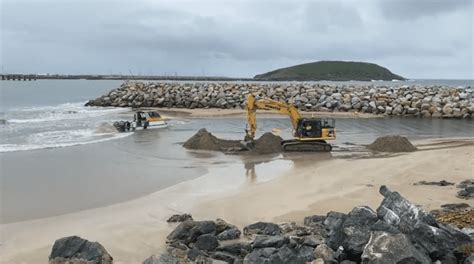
<box><xmin>1</xmin><ymin>138</ymin><xmax>473</xmax><ymax>264</ymax></box>
<box><xmin>156</xmin><ymin>107</ymin><xmax>378</xmax><ymax>118</ymax></box>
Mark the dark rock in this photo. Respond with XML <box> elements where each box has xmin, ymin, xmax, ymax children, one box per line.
<box><xmin>215</xmin><ymin>218</ymin><xmax>236</xmax><ymax>234</ymax></box>
<box><xmin>212</xmin><ymin>251</ymin><xmax>241</xmax><ymax>264</ymax></box>
<box><xmin>216</xmin><ymin>242</ymin><xmax>251</xmax><ymax>257</ymax></box>
<box><xmin>243</xmin><ymin>222</ymin><xmax>282</xmax><ymax>236</ymax></box>
<box><xmin>167</xmin><ymin>214</ymin><xmax>193</xmax><ymax>223</ymax></box>
<box><xmin>370</xmin><ymin>220</ymin><xmax>400</xmax><ymax>234</ymax></box>
<box><xmin>464</xmin><ymin>255</ymin><xmax>474</xmax><ymax>264</ymax></box>
<box><xmin>341</xmin><ymin>206</ymin><xmax>379</xmax><ymax>259</ymax></box>
<box><xmin>142</xmin><ymin>255</ymin><xmax>160</xmax><ymax>264</ymax></box>
<box><xmin>296</xmin><ymin>245</ymin><xmax>315</xmax><ymax>262</ymax></box>
<box><xmin>313</xmin><ymin>244</ymin><xmax>336</xmax><ymax>262</ymax></box>
<box><xmin>414</xmin><ymin>180</ymin><xmax>454</xmax><ymax>186</ymax></box>
<box><xmin>194</xmin><ymin>234</ymin><xmax>219</xmax><ymax>251</ymax></box>
<box><xmin>438</xmin><ymin>223</ymin><xmax>472</xmax><ymax>245</ymax></box>
<box><xmin>323</xmin><ymin>212</ymin><xmax>347</xmax><ymax>232</ymax></box>
<box><xmin>457</xmin><ymin>180</ymin><xmax>474</xmax><ymax>189</ymax></box>
<box><xmin>49</xmin><ymin>236</ymin><xmax>113</xmax><ymax>264</ymax></box>
<box><xmin>187</xmin><ymin>248</ymin><xmax>204</xmax><ymax>261</ymax></box>
<box><xmin>143</xmin><ymin>254</ymin><xmax>181</xmax><ymax>264</ymax></box>
<box><xmin>440</xmin><ymin>203</ymin><xmax>471</xmax><ymax>212</ymax></box>
<box><xmin>340</xmin><ymin>261</ymin><xmax>357</xmax><ymax>264</ymax></box>
<box><xmin>166</xmin><ymin>242</ymin><xmax>188</xmax><ymax>260</ymax></box>
<box><xmin>279</xmin><ymin>222</ymin><xmax>313</xmax><ymax>236</ymax></box>
<box><xmin>378</xmin><ymin>185</ymin><xmax>437</xmax><ymax>232</ymax></box>
<box><xmin>301</xmin><ymin>235</ymin><xmax>324</xmax><ymax>247</ymax></box>
<box><xmin>361</xmin><ymin>231</ymin><xmax>431</xmax><ymax>264</ymax></box>
<box><xmin>217</xmin><ymin>227</ymin><xmax>241</xmax><ymax>241</ymax></box>
<box><xmin>166</xmin><ymin>220</ymin><xmax>216</xmax><ymax>244</ymax></box>
<box><xmin>243</xmin><ymin>245</ymin><xmax>311</xmax><ymax>264</ymax></box>
<box><xmin>323</xmin><ymin>211</ymin><xmax>347</xmax><ymax>250</ymax></box>
<box><xmin>243</xmin><ymin>247</ymin><xmax>277</xmax><ymax>264</ymax></box>
<box><xmin>457</xmin><ymin>186</ymin><xmax>474</xmax><ymax>199</ymax></box>
<box><xmin>323</xmin><ymin>206</ymin><xmax>379</xmax><ymax>260</ymax></box>
<box><xmin>438</xmin><ymin>252</ymin><xmax>458</xmax><ymax>264</ymax></box>
<box><xmin>409</xmin><ymin>221</ymin><xmax>471</xmax><ymax>260</ymax></box>
<box><xmin>252</xmin><ymin>235</ymin><xmax>288</xmax><ymax>249</ymax></box>
<box><xmin>376</xmin><ymin>205</ymin><xmax>400</xmax><ymax>226</ymax></box>
<box><xmin>194</xmin><ymin>255</ymin><xmax>228</xmax><ymax>264</ymax></box>
<box><xmin>303</xmin><ymin>215</ymin><xmax>326</xmax><ymax>227</ymax></box>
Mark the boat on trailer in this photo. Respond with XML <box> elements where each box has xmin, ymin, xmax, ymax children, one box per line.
<box><xmin>113</xmin><ymin>110</ymin><xmax>168</xmax><ymax>132</ymax></box>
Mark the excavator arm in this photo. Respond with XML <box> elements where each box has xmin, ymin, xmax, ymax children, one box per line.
<box><xmin>245</xmin><ymin>94</ymin><xmax>301</xmax><ymax>140</ymax></box>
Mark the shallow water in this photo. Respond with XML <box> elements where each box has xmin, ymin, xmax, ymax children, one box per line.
<box><xmin>1</xmin><ymin>115</ymin><xmax>473</xmax><ymax>223</ymax></box>
<box><xmin>1</xmin><ymin>80</ymin><xmax>473</xmax><ymax>224</ymax></box>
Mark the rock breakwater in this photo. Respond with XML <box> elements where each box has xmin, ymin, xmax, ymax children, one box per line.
<box><xmin>49</xmin><ymin>186</ymin><xmax>473</xmax><ymax>263</ymax></box>
<box><xmin>150</xmin><ymin>186</ymin><xmax>473</xmax><ymax>263</ymax></box>
<box><xmin>86</xmin><ymin>81</ymin><xmax>473</xmax><ymax>118</ymax></box>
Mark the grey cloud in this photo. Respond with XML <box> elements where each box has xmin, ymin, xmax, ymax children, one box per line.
<box><xmin>378</xmin><ymin>0</ymin><xmax>472</xmax><ymax>20</ymax></box>
<box><xmin>1</xmin><ymin>0</ymin><xmax>472</xmax><ymax>78</ymax></box>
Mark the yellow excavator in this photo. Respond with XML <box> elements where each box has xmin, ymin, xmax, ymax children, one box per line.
<box><xmin>245</xmin><ymin>94</ymin><xmax>336</xmax><ymax>152</ymax></box>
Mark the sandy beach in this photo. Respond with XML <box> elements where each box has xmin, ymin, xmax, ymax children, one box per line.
<box><xmin>1</xmin><ymin>137</ymin><xmax>473</xmax><ymax>264</ymax></box>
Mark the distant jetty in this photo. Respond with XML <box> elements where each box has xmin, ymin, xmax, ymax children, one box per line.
<box><xmin>254</xmin><ymin>61</ymin><xmax>405</xmax><ymax>81</ymax></box>
<box><xmin>86</xmin><ymin>81</ymin><xmax>473</xmax><ymax>119</ymax></box>
<box><xmin>0</xmin><ymin>74</ymin><xmax>252</xmax><ymax>82</ymax></box>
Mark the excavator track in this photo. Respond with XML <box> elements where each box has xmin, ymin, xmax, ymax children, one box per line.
<box><xmin>281</xmin><ymin>140</ymin><xmax>332</xmax><ymax>152</ymax></box>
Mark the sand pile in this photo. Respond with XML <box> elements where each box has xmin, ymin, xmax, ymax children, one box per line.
<box><xmin>183</xmin><ymin>128</ymin><xmax>245</xmax><ymax>151</ymax></box>
<box><xmin>184</xmin><ymin>129</ymin><xmax>283</xmax><ymax>154</ymax></box>
<box><xmin>253</xmin><ymin>132</ymin><xmax>283</xmax><ymax>154</ymax></box>
<box><xmin>367</xmin><ymin>135</ymin><xmax>417</xmax><ymax>152</ymax></box>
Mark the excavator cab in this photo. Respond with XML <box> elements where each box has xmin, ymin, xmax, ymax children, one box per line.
<box><xmin>295</xmin><ymin>118</ymin><xmax>336</xmax><ymax>140</ymax></box>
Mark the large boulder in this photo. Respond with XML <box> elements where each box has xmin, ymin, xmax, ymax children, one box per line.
<box><xmin>340</xmin><ymin>206</ymin><xmax>379</xmax><ymax>259</ymax></box>
<box><xmin>166</xmin><ymin>220</ymin><xmax>216</xmax><ymax>245</ymax></box>
<box><xmin>377</xmin><ymin>186</ymin><xmax>472</xmax><ymax>262</ymax></box>
<box><xmin>243</xmin><ymin>222</ymin><xmax>282</xmax><ymax>236</ymax></box>
<box><xmin>252</xmin><ymin>235</ymin><xmax>288</xmax><ymax>249</ymax></box>
<box><xmin>215</xmin><ymin>218</ymin><xmax>241</xmax><ymax>240</ymax></box>
<box><xmin>217</xmin><ymin>227</ymin><xmax>241</xmax><ymax>241</ymax></box>
<box><xmin>409</xmin><ymin>222</ymin><xmax>471</xmax><ymax>261</ymax></box>
<box><xmin>216</xmin><ymin>242</ymin><xmax>252</xmax><ymax>258</ymax></box>
<box><xmin>243</xmin><ymin>245</ymin><xmax>313</xmax><ymax>264</ymax></box>
<box><xmin>313</xmin><ymin>244</ymin><xmax>336</xmax><ymax>262</ymax></box>
<box><xmin>142</xmin><ymin>254</ymin><xmax>180</xmax><ymax>264</ymax></box>
<box><xmin>323</xmin><ymin>211</ymin><xmax>347</xmax><ymax>250</ymax></box>
<box><xmin>167</xmin><ymin>214</ymin><xmax>193</xmax><ymax>223</ymax></box>
<box><xmin>49</xmin><ymin>236</ymin><xmax>113</xmax><ymax>264</ymax></box>
<box><xmin>377</xmin><ymin>185</ymin><xmax>437</xmax><ymax>232</ymax></box>
<box><xmin>361</xmin><ymin>231</ymin><xmax>431</xmax><ymax>264</ymax></box>
<box><xmin>194</xmin><ymin>234</ymin><xmax>219</xmax><ymax>251</ymax></box>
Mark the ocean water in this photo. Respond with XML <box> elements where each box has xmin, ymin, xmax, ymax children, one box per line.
<box><xmin>0</xmin><ymin>79</ymin><xmax>473</xmax><ymax>223</ymax></box>
<box><xmin>1</xmin><ymin>79</ymin><xmax>472</xmax><ymax>153</ymax></box>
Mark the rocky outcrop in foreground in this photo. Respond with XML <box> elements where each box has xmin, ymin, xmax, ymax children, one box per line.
<box><xmin>49</xmin><ymin>236</ymin><xmax>113</xmax><ymax>264</ymax></box>
<box><xmin>85</xmin><ymin>81</ymin><xmax>473</xmax><ymax>118</ymax></box>
<box><xmin>49</xmin><ymin>186</ymin><xmax>473</xmax><ymax>264</ymax></box>
<box><xmin>146</xmin><ymin>186</ymin><xmax>473</xmax><ymax>264</ymax></box>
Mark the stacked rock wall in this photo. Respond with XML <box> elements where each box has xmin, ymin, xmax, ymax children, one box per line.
<box><xmin>86</xmin><ymin>81</ymin><xmax>473</xmax><ymax>118</ymax></box>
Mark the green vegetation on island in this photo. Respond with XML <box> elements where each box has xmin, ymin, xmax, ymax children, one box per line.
<box><xmin>254</xmin><ymin>61</ymin><xmax>405</xmax><ymax>81</ymax></box>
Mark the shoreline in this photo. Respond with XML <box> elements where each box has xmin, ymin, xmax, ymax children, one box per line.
<box><xmin>156</xmin><ymin>107</ymin><xmax>379</xmax><ymax>119</ymax></box>
<box><xmin>1</xmin><ymin>137</ymin><xmax>473</xmax><ymax>263</ymax></box>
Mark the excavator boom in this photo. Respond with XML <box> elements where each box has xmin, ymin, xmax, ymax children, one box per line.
<box><xmin>246</xmin><ymin>94</ymin><xmax>301</xmax><ymax>140</ymax></box>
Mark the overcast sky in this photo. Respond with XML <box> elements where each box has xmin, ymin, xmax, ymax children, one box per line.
<box><xmin>1</xmin><ymin>0</ymin><xmax>473</xmax><ymax>79</ymax></box>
